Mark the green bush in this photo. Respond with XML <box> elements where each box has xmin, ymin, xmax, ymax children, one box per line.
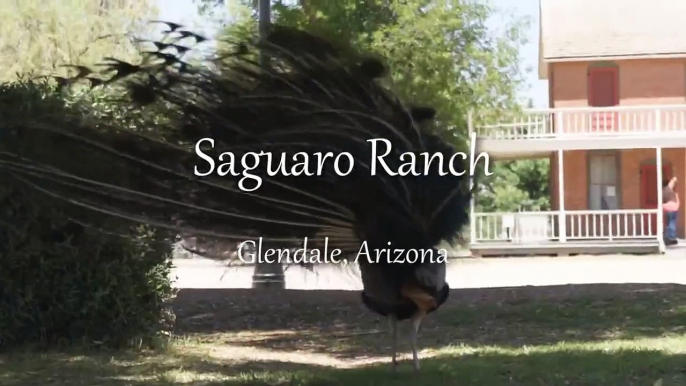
<box><xmin>0</xmin><ymin>80</ymin><xmax>176</xmax><ymax>349</ymax></box>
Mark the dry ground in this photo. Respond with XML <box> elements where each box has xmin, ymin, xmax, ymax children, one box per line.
<box><xmin>3</xmin><ymin>283</ymin><xmax>686</xmax><ymax>385</ymax></box>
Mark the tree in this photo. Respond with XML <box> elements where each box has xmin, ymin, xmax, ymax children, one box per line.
<box><xmin>196</xmin><ymin>0</ymin><xmax>286</xmax><ymax>289</ymax></box>
<box><xmin>225</xmin><ymin>1</ymin><xmax>544</xmax><ymax>202</ymax></box>
<box><xmin>269</xmin><ymin>1</ymin><xmax>529</xmax><ymax>148</ymax></box>
<box><xmin>202</xmin><ymin>1</ymin><xmax>547</xmax><ymax>231</ymax></box>
<box><xmin>0</xmin><ymin>1</ymin><xmax>178</xmax><ymax>348</ymax></box>
<box><xmin>477</xmin><ymin>159</ymin><xmax>550</xmax><ymax>213</ymax></box>
<box><xmin>200</xmin><ymin>0</ymin><xmax>530</xmax><ymax>131</ymax></box>
<box><xmin>195</xmin><ymin>0</ymin><xmax>230</xmax><ymax>17</ymax></box>
<box><xmin>0</xmin><ymin>0</ymin><xmax>158</xmax><ymax>82</ymax></box>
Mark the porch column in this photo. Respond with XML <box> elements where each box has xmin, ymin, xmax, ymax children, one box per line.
<box><xmin>468</xmin><ymin>110</ymin><xmax>477</xmax><ymax>244</ymax></box>
<box><xmin>656</xmin><ymin>147</ymin><xmax>665</xmax><ymax>252</ymax></box>
<box><xmin>470</xmin><ymin>178</ymin><xmax>476</xmax><ymax>243</ymax></box>
<box><xmin>557</xmin><ymin>150</ymin><xmax>566</xmax><ymax>242</ymax></box>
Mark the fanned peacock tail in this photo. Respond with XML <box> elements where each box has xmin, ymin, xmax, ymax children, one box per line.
<box><xmin>0</xmin><ymin>22</ymin><xmax>472</xmax><ymax>266</ymax></box>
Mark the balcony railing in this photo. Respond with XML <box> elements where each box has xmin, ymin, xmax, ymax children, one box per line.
<box><xmin>475</xmin><ymin>105</ymin><xmax>686</xmax><ymax>140</ymax></box>
<box><xmin>473</xmin><ymin>209</ymin><xmax>659</xmax><ymax>243</ymax></box>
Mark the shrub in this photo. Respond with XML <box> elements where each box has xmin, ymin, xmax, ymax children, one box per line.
<box><xmin>0</xmin><ymin>80</ymin><xmax>176</xmax><ymax>349</ymax></box>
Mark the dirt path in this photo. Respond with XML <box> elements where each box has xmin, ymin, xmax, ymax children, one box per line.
<box><xmin>170</xmin><ymin>283</ymin><xmax>686</xmax><ymax>369</ymax></box>
<box><xmin>171</xmin><ymin>253</ymin><xmax>686</xmax><ymax>290</ymax></box>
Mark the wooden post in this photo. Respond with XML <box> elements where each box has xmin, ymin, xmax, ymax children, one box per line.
<box><xmin>468</xmin><ymin>110</ymin><xmax>477</xmax><ymax>245</ymax></box>
<box><xmin>258</xmin><ymin>0</ymin><xmax>271</xmax><ymax>67</ymax></box>
<box><xmin>557</xmin><ymin>110</ymin><xmax>566</xmax><ymax>243</ymax></box>
<box><xmin>252</xmin><ymin>0</ymin><xmax>285</xmax><ymax>289</ymax></box>
<box><xmin>558</xmin><ymin>149</ymin><xmax>566</xmax><ymax>242</ymax></box>
<box><xmin>656</xmin><ymin>147</ymin><xmax>664</xmax><ymax>253</ymax></box>
<box><xmin>656</xmin><ymin>110</ymin><xmax>665</xmax><ymax>253</ymax></box>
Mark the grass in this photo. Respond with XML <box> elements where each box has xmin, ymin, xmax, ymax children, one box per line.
<box><xmin>3</xmin><ymin>283</ymin><xmax>686</xmax><ymax>385</ymax></box>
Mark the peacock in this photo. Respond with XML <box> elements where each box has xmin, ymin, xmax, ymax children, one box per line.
<box><xmin>0</xmin><ymin>23</ymin><xmax>473</xmax><ymax>372</ymax></box>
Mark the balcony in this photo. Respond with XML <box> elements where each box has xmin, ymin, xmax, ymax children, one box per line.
<box><xmin>473</xmin><ymin>105</ymin><xmax>686</xmax><ymax>158</ymax></box>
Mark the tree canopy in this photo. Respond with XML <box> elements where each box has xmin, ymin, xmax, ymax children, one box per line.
<box><xmin>206</xmin><ymin>1</ymin><xmax>528</xmax><ymax>145</ymax></box>
<box><xmin>200</xmin><ymin>0</ymin><xmax>548</xmax><ymax>213</ymax></box>
<box><xmin>0</xmin><ymin>0</ymin><xmax>158</xmax><ymax>82</ymax></box>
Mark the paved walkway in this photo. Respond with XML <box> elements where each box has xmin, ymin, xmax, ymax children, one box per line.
<box><xmin>171</xmin><ymin>249</ymin><xmax>686</xmax><ymax>290</ymax></box>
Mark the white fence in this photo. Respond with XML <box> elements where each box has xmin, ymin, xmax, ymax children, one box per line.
<box><xmin>473</xmin><ymin>209</ymin><xmax>659</xmax><ymax>243</ymax></box>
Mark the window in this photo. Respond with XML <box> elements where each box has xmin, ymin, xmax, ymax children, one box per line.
<box><xmin>588</xmin><ymin>153</ymin><xmax>618</xmax><ymax>210</ymax></box>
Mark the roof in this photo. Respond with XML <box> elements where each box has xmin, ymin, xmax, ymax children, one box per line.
<box><xmin>539</xmin><ymin>0</ymin><xmax>686</xmax><ymax>77</ymax></box>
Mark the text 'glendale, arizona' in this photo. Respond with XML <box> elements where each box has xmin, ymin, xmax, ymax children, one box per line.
<box><xmin>237</xmin><ymin>238</ymin><xmax>449</xmax><ymax>265</ymax></box>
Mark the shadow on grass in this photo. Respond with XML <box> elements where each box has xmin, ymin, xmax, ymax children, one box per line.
<box><xmin>172</xmin><ymin>283</ymin><xmax>686</xmax><ymax>359</ymax></box>
<box><xmin>2</xmin><ymin>345</ymin><xmax>686</xmax><ymax>385</ymax></box>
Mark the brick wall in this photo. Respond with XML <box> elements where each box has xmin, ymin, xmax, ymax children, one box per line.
<box><xmin>550</xmin><ymin>59</ymin><xmax>686</xmax><ymax>107</ymax></box>
<box><xmin>550</xmin><ymin>149</ymin><xmax>685</xmax><ymax>239</ymax></box>
<box><xmin>548</xmin><ymin>58</ymin><xmax>686</xmax><ymax>238</ymax></box>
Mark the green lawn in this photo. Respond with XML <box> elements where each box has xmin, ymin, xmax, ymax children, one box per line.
<box><xmin>2</xmin><ymin>283</ymin><xmax>686</xmax><ymax>385</ymax></box>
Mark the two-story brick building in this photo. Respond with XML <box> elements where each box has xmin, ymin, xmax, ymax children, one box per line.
<box><xmin>470</xmin><ymin>0</ymin><xmax>686</xmax><ymax>256</ymax></box>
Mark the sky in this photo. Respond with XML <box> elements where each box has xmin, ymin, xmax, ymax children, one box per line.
<box><xmin>154</xmin><ymin>0</ymin><xmax>549</xmax><ymax>107</ymax></box>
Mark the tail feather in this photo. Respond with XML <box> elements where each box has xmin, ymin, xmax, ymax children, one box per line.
<box><xmin>1</xmin><ymin>24</ymin><xmax>472</xmax><ymax>267</ymax></box>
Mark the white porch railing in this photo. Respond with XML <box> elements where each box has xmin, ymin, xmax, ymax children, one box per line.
<box><xmin>473</xmin><ymin>209</ymin><xmax>660</xmax><ymax>243</ymax></box>
<box><xmin>475</xmin><ymin>105</ymin><xmax>686</xmax><ymax>140</ymax></box>
<box><xmin>474</xmin><ymin>211</ymin><xmax>559</xmax><ymax>243</ymax></box>
<box><xmin>565</xmin><ymin>210</ymin><xmax>658</xmax><ymax>240</ymax></box>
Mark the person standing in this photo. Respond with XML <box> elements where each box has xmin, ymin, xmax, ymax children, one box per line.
<box><xmin>662</xmin><ymin>177</ymin><xmax>679</xmax><ymax>245</ymax></box>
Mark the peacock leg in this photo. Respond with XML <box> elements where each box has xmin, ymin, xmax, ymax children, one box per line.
<box><xmin>389</xmin><ymin>316</ymin><xmax>399</xmax><ymax>372</ymax></box>
<box><xmin>410</xmin><ymin>313</ymin><xmax>424</xmax><ymax>372</ymax></box>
